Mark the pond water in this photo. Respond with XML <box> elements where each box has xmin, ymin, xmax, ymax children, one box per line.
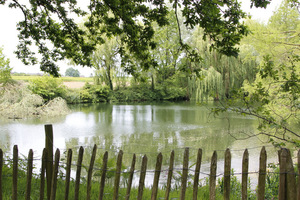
<box><xmin>0</xmin><ymin>101</ymin><xmax>279</xmax><ymax>187</ymax></box>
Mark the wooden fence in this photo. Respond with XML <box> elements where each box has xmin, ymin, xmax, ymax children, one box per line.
<box><xmin>0</xmin><ymin>124</ymin><xmax>299</xmax><ymax>200</ymax></box>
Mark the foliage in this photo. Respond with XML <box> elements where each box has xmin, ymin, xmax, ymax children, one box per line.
<box><xmin>79</xmin><ymin>82</ymin><xmax>110</xmax><ymax>103</ymax></box>
<box><xmin>0</xmin><ymin>83</ymin><xmax>69</xmax><ymax>119</ymax></box>
<box><xmin>28</xmin><ymin>75</ymin><xmax>67</xmax><ymax>102</ymax></box>
<box><xmin>65</xmin><ymin>67</ymin><xmax>80</xmax><ymax>77</ymax></box>
<box><xmin>91</xmin><ymin>36</ymin><xmax>119</xmax><ymax>90</ymax></box>
<box><xmin>0</xmin><ymin>0</ymin><xmax>276</xmax><ymax>76</ymax></box>
<box><xmin>213</xmin><ymin>1</ymin><xmax>300</xmax><ymax>147</ymax></box>
<box><xmin>0</xmin><ymin>47</ymin><xmax>13</xmax><ymax>85</ymax></box>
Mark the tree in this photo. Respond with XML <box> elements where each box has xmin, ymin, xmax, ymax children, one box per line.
<box><xmin>214</xmin><ymin>0</ymin><xmax>300</xmax><ymax>147</ymax></box>
<box><xmin>92</xmin><ymin>37</ymin><xmax>119</xmax><ymax>90</ymax></box>
<box><xmin>0</xmin><ymin>0</ymin><xmax>274</xmax><ymax>76</ymax></box>
<box><xmin>0</xmin><ymin>47</ymin><xmax>12</xmax><ymax>85</ymax></box>
<box><xmin>65</xmin><ymin>67</ymin><xmax>80</xmax><ymax>77</ymax></box>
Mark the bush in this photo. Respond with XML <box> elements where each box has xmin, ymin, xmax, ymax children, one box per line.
<box><xmin>79</xmin><ymin>82</ymin><xmax>110</xmax><ymax>103</ymax></box>
<box><xmin>0</xmin><ymin>47</ymin><xmax>13</xmax><ymax>85</ymax></box>
<box><xmin>28</xmin><ymin>75</ymin><xmax>67</xmax><ymax>102</ymax></box>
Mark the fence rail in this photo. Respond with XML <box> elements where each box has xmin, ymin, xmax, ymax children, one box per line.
<box><xmin>0</xmin><ymin>124</ymin><xmax>299</xmax><ymax>200</ymax></box>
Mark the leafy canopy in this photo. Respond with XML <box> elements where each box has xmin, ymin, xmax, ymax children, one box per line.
<box><xmin>65</xmin><ymin>67</ymin><xmax>80</xmax><ymax>77</ymax></box>
<box><xmin>1</xmin><ymin>0</ymin><xmax>275</xmax><ymax>76</ymax></box>
<box><xmin>0</xmin><ymin>47</ymin><xmax>12</xmax><ymax>85</ymax></box>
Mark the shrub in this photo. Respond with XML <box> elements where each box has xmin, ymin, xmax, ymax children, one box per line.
<box><xmin>28</xmin><ymin>75</ymin><xmax>67</xmax><ymax>102</ymax></box>
<box><xmin>79</xmin><ymin>82</ymin><xmax>110</xmax><ymax>103</ymax></box>
<box><xmin>0</xmin><ymin>47</ymin><xmax>13</xmax><ymax>85</ymax></box>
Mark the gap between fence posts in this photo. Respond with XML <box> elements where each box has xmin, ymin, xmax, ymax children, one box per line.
<box><xmin>45</xmin><ymin>124</ymin><xmax>53</xmax><ymax>200</ymax></box>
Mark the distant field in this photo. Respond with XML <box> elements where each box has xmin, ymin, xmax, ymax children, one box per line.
<box><xmin>12</xmin><ymin>76</ymin><xmax>93</xmax><ymax>82</ymax></box>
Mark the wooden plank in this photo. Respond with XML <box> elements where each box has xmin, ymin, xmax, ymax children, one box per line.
<box><xmin>12</xmin><ymin>145</ymin><xmax>18</xmax><ymax>200</ymax></box>
<box><xmin>45</xmin><ymin>124</ymin><xmax>53</xmax><ymax>200</ymax></box>
<box><xmin>50</xmin><ymin>149</ymin><xmax>60</xmax><ymax>200</ymax></box>
<box><xmin>209</xmin><ymin>151</ymin><xmax>217</xmax><ymax>200</ymax></box>
<box><xmin>137</xmin><ymin>155</ymin><xmax>147</xmax><ymax>200</ymax></box>
<box><xmin>64</xmin><ymin>149</ymin><xmax>72</xmax><ymax>200</ymax></box>
<box><xmin>257</xmin><ymin>146</ymin><xmax>267</xmax><ymax>200</ymax></box>
<box><xmin>125</xmin><ymin>154</ymin><xmax>136</xmax><ymax>200</ymax></box>
<box><xmin>39</xmin><ymin>149</ymin><xmax>47</xmax><ymax>200</ymax></box>
<box><xmin>286</xmin><ymin>149</ymin><xmax>296</xmax><ymax>199</ymax></box>
<box><xmin>87</xmin><ymin>145</ymin><xmax>97</xmax><ymax>200</ymax></box>
<box><xmin>180</xmin><ymin>147</ymin><xmax>189</xmax><ymax>200</ymax></box>
<box><xmin>75</xmin><ymin>146</ymin><xmax>84</xmax><ymax>200</ymax></box>
<box><xmin>241</xmin><ymin>149</ymin><xmax>249</xmax><ymax>200</ymax></box>
<box><xmin>98</xmin><ymin>151</ymin><xmax>108</xmax><ymax>200</ymax></box>
<box><xmin>151</xmin><ymin>153</ymin><xmax>163</xmax><ymax>200</ymax></box>
<box><xmin>193</xmin><ymin>148</ymin><xmax>202</xmax><ymax>200</ymax></box>
<box><xmin>165</xmin><ymin>150</ymin><xmax>174</xmax><ymax>200</ymax></box>
<box><xmin>278</xmin><ymin>149</ymin><xmax>286</xmax><ymax>199</ymax></box>
<box><xmin>298</xmin><ymin>150</ymin><xmax>300</xmax><ymax>200</ymax></box>
<box><xmin>113</xmin><ymin>150</ymin><xmax>123</xmax><ymax>200</ymax></box>
<box><xmin>25</xmin><ymin>149</ymin><xmax>33</xmax><ymax>200</ymax></box>
<box><xmin>224</xmin><ymin>148</ymin><xmax>231</xmax><ymax>200</ymax></box>
<box><xmin>0</xmin><ymin>149</ymin><xmax>3</xmax><ymax>200</ymax></box>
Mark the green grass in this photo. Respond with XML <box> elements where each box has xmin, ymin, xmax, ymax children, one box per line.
<box><xmin>12</xmin><ymin>75</ymin><xmax>93</xmax><ymax>82</ymax></box>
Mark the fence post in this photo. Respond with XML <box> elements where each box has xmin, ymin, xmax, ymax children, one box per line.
<box><xmin>25</xmin><ymin>149</ymin><xmax>33</xmax><ymax>200</ymax></box>
<box><xmin>224</xmin><ymin>148</ymin><xmax>231</xmax><ymax>200</ymax></box>
<box><xmin>209</xmin><ymin>151</ymin><xmax>217</xmax><ymax>200</ymax></box>
<box><xmin>257</xmin><ymin>146</ymin><xmax>267</xmax><ymax>200</ymax></box>
<box><xmin>87</xmin><ymin>144</ymin><xmax>97</xmax><ymax>200</ymax></box>
<box><xmin>180</xmin><ymin>148</ymin><xmax>189</xmax><ymax>200</ymax></box>
<box><xmin>40</xmin><ymin>148</ymin><xmax>47</xmax><ymax>200</ymax></box>
<box><xmin>165</xmin><ymin>150</ymin><xmax>174</xmax><ymax>200</ymax></box>
<box><xmin>50</xmin><ymin>149</ymin><xmax>60</xmax><ymax>200</ymax></box>
<box><xmin>241</xmin><ymin>149</ymin><xmax>249</xmax><ymax>200</ymax></box>
<box><xmin>193</xmin><ymin>148</ymin><xmax>202</xmax><ymax>200</ymax></box>
<box><xmin>151</xmin><ymin>153</ymin><xmax>163</xmax><ymax>200</ymax></box>
<box><xmin>64</xmin><ymin>149</ymin><xmax>72</xmax><ymax>200</ymax></box>
<box><xmin>45</xmin><ymin>124</ymin><xmax>53</xmax><ymax>200</ymax></box>
<box><xmin>98</xmin><ymin>151</ymin><xmax>108</xmax><ymax>200</ymax></box>
<box><xmin>125</xmin><ymin>154</ymin><xmax>136</xmax><ymax>200</ymax></box>
<box><xmin>286</xmin><ymin>149</ymin><xmax>296</xmax><ymax>199</ymax></box>
<box><xmin>75</xmin><ymin>146</ymin><xmax>84</xmax><ymax>200</ymax></box>
<box><xmin>279</xmin><ymin>149</ymin><xmax>287</xmax><ymax>199</ymax></box>
<box><xmin>12</xmin><ymin>145</ymin><xmax>18</xmax><ymax>200</ymax></box>
<box><xmin>137</xmin><ymin>155</ymin><xmax>147</xmax><ymax>200</ymax></box>
<box><xmin>113</xmin><ymin>150</ymin><xmax>123</xmax><ymax>200</ymax></box>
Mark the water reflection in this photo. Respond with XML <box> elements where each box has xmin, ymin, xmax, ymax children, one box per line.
<box><xmin>0</xmin><ymin>102</ymin><xmax>278</xmax><ymax>184</ymax></box>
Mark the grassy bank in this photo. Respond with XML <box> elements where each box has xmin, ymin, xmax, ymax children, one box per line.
<box><xmin>12</xmin><ymin>75</ymin><xmax>93</xmax><ymax>82</ymax></box>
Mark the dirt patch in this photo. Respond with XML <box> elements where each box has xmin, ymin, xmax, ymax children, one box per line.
<box><xmin>63</xmin><ymin>82</ymin><xmax>90</xmax><ymax>89</ymax></box>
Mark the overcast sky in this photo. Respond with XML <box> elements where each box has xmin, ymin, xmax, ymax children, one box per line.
<box><xmin>0</xmin><ymin>0</ymin><xmax>283</xmax><ymax>77</ymax></box>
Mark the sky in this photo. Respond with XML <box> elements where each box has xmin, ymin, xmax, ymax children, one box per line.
<box><xmin>0</xmin><ymin>0</ymin><xmax>283</xmax><ymax>77</ymax></box>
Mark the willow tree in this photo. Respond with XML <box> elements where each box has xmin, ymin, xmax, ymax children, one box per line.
<box><xmin>92</xmin><ymin>37</ymin><xmax>119</xmax><ymax>90</ymax></box>
<box><xmin>187</xmin><ymin>27</ymin><xmax>258</xmax><ymax>101</ymax></box>
<box><xmin>215</xmin><ymin>0</ymin><xmax>300</xmax><ymax>147</ymax></box>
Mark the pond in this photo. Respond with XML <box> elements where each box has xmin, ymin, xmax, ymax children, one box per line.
<box><xmin>0</xmin><ymin>101</ymin><xmax>278</xmax><ymax>187</ymax></box>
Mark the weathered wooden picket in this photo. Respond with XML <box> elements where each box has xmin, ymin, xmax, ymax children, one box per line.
<box><xmin>0</xmin><ymin>124</ymin><xmax>299</xmax><ymax>200</ymax></box>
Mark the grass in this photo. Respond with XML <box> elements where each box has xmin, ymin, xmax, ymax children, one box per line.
<box><xmin>12</xmin><ymin>75</ymin><xmax>93</xmax><ymax>82</ymax></box>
